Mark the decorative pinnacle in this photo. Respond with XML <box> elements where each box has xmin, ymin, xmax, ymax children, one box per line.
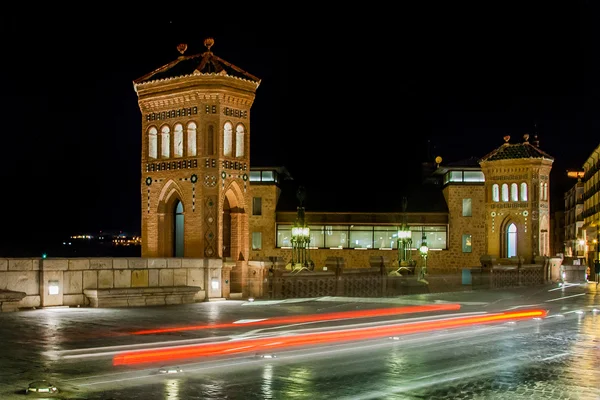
<box><xmin>177</xmin><ymin>43</ymin><xmax>188</xmax><ymax>55</ymax></box>
<box><xmin>204</xmin><ymin>38</ymin><xmax>214</xmax><ymax>51</ymax></box>
<box><xmin>523</xmin><ymin>133</ymin><xmax>529</xmax><ymax>142</ymax></box>
<box><xmin>503</xmin><ymin>135</ymin><xmax>511</xmax><ymax>143</ymax></box>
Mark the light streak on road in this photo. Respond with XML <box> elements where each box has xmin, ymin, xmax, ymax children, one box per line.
<box><xmin>131</xmin><ymin>303</ymin><xmax>462</xmax><ymax>335</ymax></box>
<box><xmin>51</xmin><ymin>311</ymin><xmax>485</xmax><ymax>361</ymax></box>
<box><xmin>545</xmin><ymin>293</ymin><xmax>586</xmax><ymax>302</ymax></box>
<box><xmin>113</xmin><ymin>309</ymin><xmax>548</xmax><ymax>366</ymax></box>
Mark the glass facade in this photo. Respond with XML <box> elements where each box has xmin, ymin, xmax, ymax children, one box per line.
<box><xmin>444</xmin><ymin>170</ymin><xmax>485</xmax><ymax>184</ymax></box>
<box><xmin>276</xmin><ymin>224</ymin><xmax>448</xmax><ymax>250</ymax></box>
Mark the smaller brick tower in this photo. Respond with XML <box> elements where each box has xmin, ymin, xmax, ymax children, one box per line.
<box><xmin>479</xmin><ymin>134</ymin><xmax>554</xmax><ymax>263</ymax></box>
<box><xmin>133</xmin><ymin>39</ymin><xmax>261</xmax><ymax>294</ymax></box>
<box><xmin>435</xmin><ymin>157</ymin><xmax>487</xmax><ymax>269</ymax></box>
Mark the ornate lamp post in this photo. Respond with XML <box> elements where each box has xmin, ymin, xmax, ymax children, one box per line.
<box><xmin>418</xmin><ymin>231</ymin><xmax>429</xmax><ymax>284</ymax></box>
<box><xmin>396</xmin><ymin>197</ymin><xmax>414</xmax><ymax>275</ymax></box>
<box><xmin>397</xmin><ymin>227</ymin><xmax>413</xmax><ymax>272</ymax></box>
<box><xmin>290</xmin><ymin>187</ymin><xmax>312</xmax><ymax>271</ymax></box>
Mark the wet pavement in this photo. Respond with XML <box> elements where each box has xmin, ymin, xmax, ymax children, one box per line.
<box><xmin>0</xmin><ymin>282</ymin><xmax>598</xmax><ymax>399</ymax></box>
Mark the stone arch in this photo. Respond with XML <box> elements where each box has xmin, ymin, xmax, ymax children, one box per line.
<box><xmin>156</xmin><ymin>179</ymin><xmax>186</xmax><ymax>256</ymax></box>
<box><xmin>221</xmin><ymin>180</ymin><xmax>247</xmax><ymax>261</ymax></box>
<box><xmin>222</xmin><ymin>179</ymin><xmax>245</xmax><ymax>211</ymax></box>
<box><xmin>499</xmin><ymin>216</ymin><xmax>520</xmax><ymax>259</ymax></box>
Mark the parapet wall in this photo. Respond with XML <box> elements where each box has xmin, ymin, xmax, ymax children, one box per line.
<box><xmin>0</xmin><ymin>257</ymin><xmax>226</xmax><ymax>309</ymax></box>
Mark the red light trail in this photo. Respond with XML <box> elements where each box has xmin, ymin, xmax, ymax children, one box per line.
<box><xmin>132</xmin><ymin>303</ymin><xmax>462</xmax><ymax>335</ymax></box>
<box><xmin>114</xmin><ymin>308</ymin><xmax>547</xmax><ymax>366</ymax></box>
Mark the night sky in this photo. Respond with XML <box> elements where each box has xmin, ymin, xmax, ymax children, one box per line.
<box><xmin>1</xmin><ymin>4</ymin><xmax>598</xmax><ymax>254</ymax></box>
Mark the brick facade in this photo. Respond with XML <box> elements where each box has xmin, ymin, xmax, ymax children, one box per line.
<box><xmin>133</xmin><ymin>42</ymin><xmax>260</xmax><ymax>296</ymax></box>
<box><xmin>442</xmin><ymin>184</ymin><xmax>486</xmax><ymax>268</ymax></box>
<box><xmin>480</xmin><ymin>159</ymin><xmax>553</xmax><ymax>263</ymax></box>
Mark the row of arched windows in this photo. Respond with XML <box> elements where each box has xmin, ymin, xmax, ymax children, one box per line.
<box><xmin>492</xmin><ymin>182</ymin><xmax>528</xmax><ymax>202</ymax></box>
<box><xmin>147</xmin><ymin>121</ymin><xmax>246</xmax><ymax>160</ymax></box>
<box><xmin>491</xmin><ymin>182</ymin><xmax>548</xmax><ymax>202</ymax></box>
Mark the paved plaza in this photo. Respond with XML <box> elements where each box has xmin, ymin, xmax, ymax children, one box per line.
<box><xmin>0</xmin><ymin>281</ymin><xmax>598</xmax><ymax>399</ymax></box>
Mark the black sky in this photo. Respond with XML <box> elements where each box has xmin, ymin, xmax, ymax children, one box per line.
<box><xmin>0</xmin><ymin>4</ymin><xmax>598</xmax><ymax>252</ymax></box>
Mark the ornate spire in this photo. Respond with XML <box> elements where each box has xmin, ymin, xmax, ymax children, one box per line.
<box><xmin>177</xmin><ymin>43</ymin><xmax>188</xmax><ymax>55</ymax></box>
<box><xmin>204</xmin><ymin>37</ymin><xmax>214</xmax><ymax>52</ymax></box>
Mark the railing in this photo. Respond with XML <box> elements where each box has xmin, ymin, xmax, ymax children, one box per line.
<box><xmin>266</xmin><ymin>262</ymin><xmax>547</xmax><ymax>299</ymax></box>
<box><xmin>490</xmin><ymin>265</ymin><xmax>545</xmax><ymax>288</ymax></box>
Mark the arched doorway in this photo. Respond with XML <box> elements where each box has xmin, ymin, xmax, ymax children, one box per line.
<box><xmin>507</xmin><ymin>223</ymin><xmax>517</xmax><ymax>258</ymax></box>
<box><xmin>173</xmin><ymin>200</ymin><xmax>184</xmax><ymax>257</ymax></box>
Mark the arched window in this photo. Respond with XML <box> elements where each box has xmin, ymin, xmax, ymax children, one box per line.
<box><xmin>501</xmin><ymin>184</ymin><xmax>509</xmax><ymax>202</ymax></box>
<box><xmin>173</xmin><ymin>123</ymin><xmax>183</xmax><ymax>158</ymax></box>
<box><xmin>520</xmin><ymin>182</ymin><xmax>528</xmax><ymax>201</ymax></box>
<box><xmin>173</xmin><ymin>200</ymin><xmax>184</xmax><ymax>257</ymax></box>
<box><xmin>148</xmin><ymin>127</ymin><xmax>157</xmax><ymax>159</ymax></box>
<box><xmin>223</xmin><ymin>122</ymin><xmax>233</xmax><ymax>157</ymax></box>
<box><xmin>510</xmin><ymin>183</ymin><xmax>518</xmax><ymax>202</ymax></box>
<box><xmin>160</xmin><ymin>125</ymin><xmax>170</xmax><ymax>158</ymax></box>
<box><xmin>543</xmin><ymin>182</ymin><xmax>548</xmax><ymax>201</ymax></box>
<box><xmin>207</xmin><ymin>125</ymin><xmax>214</xmax><ymax>156</ymax></box>
<box><xmin>507</xmin><ymin>223</ymin><xmax>517</xmax><ymax>258</ymax></box>
<box><xmin>492</xmin><ymin>184</ymin><xmax>499</xmax><ymax>202</ymax></box>
<box><xmin>235</xmin><ymin>124</ymin><xmax>245</xmax><ymax>158</ymax></box>
<box><xmin>187</xmin><ymin>122</ymin><xmax>197</xmax><ymax>157</ymax></box>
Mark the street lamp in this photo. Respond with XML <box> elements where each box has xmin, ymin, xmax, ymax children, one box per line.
<box><xmin>418</xmin><ymin>232</ymin><xmax>429</xmax><ymax>284</ymax></box>
<box><xmin>397</xmin><ymin>226</ymin><xmax>413</xmax><ymax>273</ymax></box>
<box><xmin>396</xmin><ymin>196</ymin><xmax>414</xmax><ymax>275</ymax></box>
<box><xmin>289</xmin><ymin>186</ymin><xmax>313</xmax><ymax>272</ymax></box>
<box><xmin>291</xmin><ymin>219</ymin><xmax>310</xmax><ymax>269</ymax></box>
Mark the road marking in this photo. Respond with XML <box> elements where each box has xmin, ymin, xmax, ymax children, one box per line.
<box><xmin>545</xmin><ymin>293</ymin><xmax>586</xmax><ymax>302</ymax></box>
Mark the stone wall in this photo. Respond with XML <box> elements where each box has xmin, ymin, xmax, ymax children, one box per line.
<box><xmin>248</xmin><ymin>184</ymin><xmax>280</xmax><ymax>261</ymax></box>
<box><xmin>248</xmin><ymin>247</ymin><xmax>471</xmax><ymax>273</ymax></box>
<box><xmin>442</xmin><ymin>184</ymin><xmax>487</xmax><ymax>268</ymax></box>
<box><xmin>0</xmin><ymin>257</ymin><xmax>225</xmax><ymax>309</ymax></box>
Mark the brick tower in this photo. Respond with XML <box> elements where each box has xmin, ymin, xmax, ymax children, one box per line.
<box><xmin>479</xmin><ymin>134</ymin><xmax>554</xmax><ymax>263</ymax></box>
<box><xmin>133</xmin><ymin>39</ymin><xmax>260</xmax><ymax>292</ymax></box>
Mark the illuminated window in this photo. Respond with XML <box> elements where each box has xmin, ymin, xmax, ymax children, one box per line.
<box><xmin>462</xmin><ymin>198</ymin><xmax>472</xmax><ymax>217</ymax></box>
<box><xmin>160</xmin><ymin>125</ymin><xmax>170</xmax><ymax>158</ymax></box>
<box><xmin>308</xmin><ymin>225</ymin><xmax>325</xmax><ymax>248</ymax></box>
<box><xmin>463</xmin><ymin>171</ymin><xmax>485</xmax><ymax>182</ymax></box>
<box><xmin>223</xmin><ymin>122</ymin><xmax>233</xmax><ymax>157</ymax></box>
<box><xmin>492</xmin><ymin>184</ymin><xmax>499</xmax><ymax>202</ymax></box>
<box><xmin>173</xmin><ymin>123</ymin><xmax>183</xmax><ymax>157</ymax></box>
<box><xmin>507</xmin><ymin>223</ymin><xmax>517</xmax><ymax>257</ymax></box>
<box><xmin>511</xmin><ymin>183</ymin><xmax>518</xmax><ymax>202</ymax></box>
<box><xmin>349</xmin><ymin>226</ymin><xmax>373</xmax><ymax>249</ymax></box>
<box><xmin>276</xmin><ymin>225</ymin><xmax>292</xmax><ymax>247</ymax></box>
<box><xmin>275</xmin><ymin>224</ymin><xmax>447</xmax><ymax>250</ymax></box>
<box><xmin>501</xmin><ymin>184</ymin><xmax>509</xmax><ymax>202</ymax></box>
<box><xmin>249</xmin><ymin>171</ymin><xmax>261</xmax><ymax>182</ymax></box>
<box><xmin>251</xmin><ymin>232</ymin><xmax>262</xmax><ymax>250</ymax></box>
<box><xmin>235</xmin><ymin>124</ymin><xmax>245</xmax><ymax>158</ymax></box>
<box><xmin>187</xmin><ymin>122</ymin><xmax>197</xmax><ymax>157</ymax></box>
<box><xmin>520</xmin><ymin>182</ymin><xmax>528</xmax><ymax>201</ymax></box>
<box><xmin>148</xmin><ymin>127</ymin><xmax>157</xmax><ymax>159</ymax></box>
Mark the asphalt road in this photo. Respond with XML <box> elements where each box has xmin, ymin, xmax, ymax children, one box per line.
<box><xmin>0</xmin><ymin>282</ymin><xmax>598</xmax><ymax>400</ymax></box>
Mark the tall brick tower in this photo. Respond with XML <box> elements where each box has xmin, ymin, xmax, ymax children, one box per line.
<box><xmin>479</xmin><ymin>134</ymin><xmax>554</xmax><ymax>263</ymax></box>
<box><xmin>133</xmin><ymin>39</ymin><xmax>260</xmax><ymax>283</ymax></box>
